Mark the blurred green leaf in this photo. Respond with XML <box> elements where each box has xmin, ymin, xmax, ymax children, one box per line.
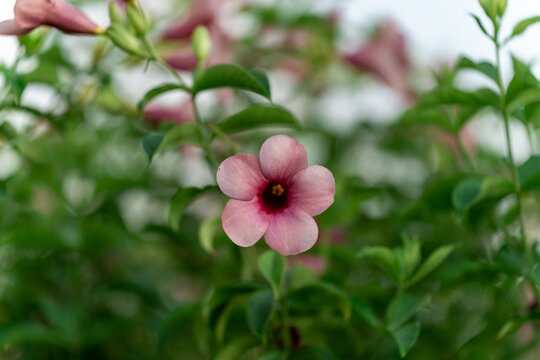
<box><xmin>509</xmin><ymin>16</ymin><xmax>540</xmax><ymax>40</ymax></box>
<box><xmin>507</xmin><ymin>57</ymin><xmax>539</xmax><ymax>106</ymax></box>
<box><xmin>258</xmin><ymin>250</ymin><xmax>285</xmax><ymax>298</ymax></box>
<box><xmin>402</xmin><ymin>235</ymin><xmax>421</xmax><ymax>278</ymax></box>
<box><xmin>407</xmin><ymin>245</ymin><xmax>456</xmax><ymax>286</ymax></box>
<box><xmin>156</xmin><ymin>122</ymin><xmax>203</xmax><ymax>153</ymax></box>
<box><xmin>193</xmin><ymin>64</ymin><xmax>271</xmax><ymax>99</ymax></box>
<box><xmin>358</xmin><ymin>246</ymin><xmax>402</xmax><ymax>283</ymax></box>
<box><xmin>391</xmin><ymin>321</ymin><xmax>421</xmax><ymax>358</ymax></box>
<box><xmin>507</xmin><ymin>88</ymin><xmax>540</xmax><ymax>113</ymax></box>
<box><xmin>386</xmin><ymin>293</ymin><xmax>426</xmax><ymax>331</ymax></box>
<box><xmin>351</xmin><ymin>297</ymin><xmax>382</xmax><ymax>329</ymax></box>
<box><xmin>246</xmin><ymin>290</ymin><xmax>274</xmax><ymax>336</ymax></box>
<box><xmin>169</xmin><ymin>186</ymin><xmax>216</xmax><ymax>232</ymax></box>
<box><xmin>141</xmin><ymin>132</ymin><xmax>165</xmax><ymax>161</ymax></box>
<box><xmin>219</xmin><ymin>104</ymin><xmax>301</xmax><ymax>133</ymax></box>
<box><xmin>261</xmin><ymin>351</ymin><xmax>286</xmax><ymax>360</ymax></box>
<box><xmin>518</xmin><ymin>155</ymin><xmax>540</xmax><ymax>191</ymax></box>
<box><xmin>213</xmin><ymin>336</ymin><xmax>259</xmax><ymax>360</ymax></box>
<box><xmin>199</xmin><ymin>216</ymin><xmax>221</xmax><ymax>253</ymax></box>
<box><xmin>452</xmin><ymin>175</ymin><xmax>514</xmax><ymax>216</ymax></box>
<box><xmin>457</xmin><ymin>56</ymin><xmax>498</xmax><ymax>83</ymax></box>
<box><xmin>469</xmin><ymin>13</ymin><xmax>492</xmax><ymax>39</ymax></box>
<box><xmin>138</xmin><ymin>83</ymin><xmax>189</xmax><ymax>114</ymax></box>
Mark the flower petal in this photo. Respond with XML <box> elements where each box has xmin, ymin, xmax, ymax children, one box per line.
<box><xmin>222</xmin><ymin>199</ymin><xmax>269</xmax><ymax>247</ymax></box>
<box><xmin>0</xmin><ymin>19</ymin><xmax>29</xmax><ymax>36</ymax></box>
<box><xmin>264</xmin><ymin>208</ymin><xmax>318</xmax><ymax>256</ymax></box>
<box><xmin>217</xmin><ymin>153</ymin><xmax>267</xmax><ymax>201</ymax></box>
<box><xmin>259</xmin><ymin>134</ymin><xmax>308</xmax><ymax>182</ymax></box>
<box><xmin>289</xmin><ymin>165</ymin><xmax>335</xmax><ymax>216</ymax></box>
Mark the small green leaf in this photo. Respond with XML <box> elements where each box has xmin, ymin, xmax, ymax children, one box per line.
<box><xmin>156</xmin><ymin>122</ymin><xmax>202</xmax><ymax>153</ymax></box>
<box><xmin>351</xmin><ymin>297</ymin><xmax>382</xmax><ymax>329</ymax></box>
<box><xmin>358</xmin><ymin>246</ymin><xmax>402</xmax><ymax>283</ymax></box>
<box><xmin>138</xmin><ymin>83</ymin><xmax>189</xmax><ymax>114</ymax></box>
<box><xmin>219</xmin><ymin>104</ymin><xmax>301</xmax><ymax>133</ymax></box>
<box><xmin>169</xmin><ymin>186</ymin><xmax>216</xmax><ymax>232</ymax></box>
<box><xmin>213</xmin><ymin>336</ymin><xmax>259</xmax><ymax>360</ymax></box>
<box><xmin>193</xmin><ymin>64</ymin><xmax>271</xmax><ymax>99</ymax></box>
<box><xmin>391</xmin><ymin>321</ymin><xmax>421</xmax><ymax>358</ymax></box>
<box><xmin>497</xmin><ymin>318</ymin><xmax>525</xmax><ymax>339</ymax></box>
<box><xmin>518</xmin><ymin>155</ymin><xmax>540</xmax><ymax>191</ymax></box>
<box><xmin>408</xmin><ymin>245</ymin><xmax>455</xmax><ymax>286</ymax></box>
<box><xmin>452</xmin><ymin>175</ymin><xmax>514</xmax><ymax>216</ymax></box>
<box><xmin>199</xmin><ymin>216</ymin><xmax>221</xmax><ymax>253</ymax></box>
<box><xmin>246</xmin><ymin>290</ymin><xmax>274</xmax><ymax>336</ymax></box>
<box><xmin>258</xmin><ymin>250</ymin><xmax>285</xmax><ymax>299</ymax></box>
<box><xmin>457</xmin><ymin>57</ymin><xmax>498</xmax><ymax>83</ymax></box>
<box><xmin>469</xmin><ymin>13</ymin><xmax>492</xmax><ymax>39</ymax></box>
<box><xmin>402</xmin><ymin>235</ymin><xmax>421</xmax><ymax>278</ymax></box>
<box><xmin>141</xmin><ymin>132</ymin><xmax>165</xmax><ymax>161</ymax></box>
<box><xmin>507</xmin><ymin>57</ymin><xmax>539</xmax><ymax>106</ymax></box>
<box><xmin>386</xmin><ymin>294</ymin><xmax>426</xmax><ymax>331</ymax></box>
<box><xmin>507</xmin><ymin>88</ymin><xmax>540</xmax><ymax>113</ymax></box>
<box><xmin>509</xmin><ymin>15</ymin><xmax>540</xmax><ymax>39</ymax></box>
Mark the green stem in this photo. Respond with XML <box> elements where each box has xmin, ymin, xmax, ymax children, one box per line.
<box><xmin>141</xmin><ymin>36</ymin><xmax>189</xmax><ymax>89</ymax></box>
<box><xmin>494</xmin><ymin>33</ymin><xmax>540</xmax><ymax>300</ymax></box>
<box><xmin>191</xmin><ymin>95</ymin><xmax>219</xmax><ymax>172</ymax></box>
<box><xmin>207</xmin><ymin>123</ymin><xmax>238</xmax><ymax>154</ymax></box>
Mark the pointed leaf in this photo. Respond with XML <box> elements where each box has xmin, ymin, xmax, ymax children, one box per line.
<box><xmin>246</xmin><ymin>290</ymin><xmax>274</xmax><ymax>336</ymax></box>
<box><xmin>510</xmin><ymin>16</ymin><xmax>540</xmax><ymax>39</ymax></box>
<box><xmin>199</xmin><ymin>216</ymin><xmax>221</xmax><ymax>253</ymax></box>
<box><xmin>457</xmin><ymin>57</ymin><xmax>498</xmax><ymax>83</ymax></box>
<box><xmin>138</xmin><ymin>83</ymin><xmax>189</xmax><ymax>114</ymax></box>
<box><xmin>258</xmin><ymin>250</ymin><xmax>285</xmax><ymax>299</ymax></box>
<box><xmin>408</xmin><ymin>245</ymin><xmax>455</xmax><ymax>286</ymax></box>
<box><xmin>358</xmin><ymin>246</ymin><xmax>402</xmax><ymax>283</ymax></box>
<box><xmin>193</xmin><ymin>64</ymin><xmax>271</xmax><ymax>99</ymax></box>
<box><xmin>219</xmin><ymin>104</ymin><xmax>301</xmax><ymax>133</ymax></box>
<box><xmin>141</xmin><ymin>132</ymin><xmax>165</xmax><ymax>161</ymax></box>
<box><xmin>156</xmin><ymin>122</ymin><xmax>202</xmax><ymax>153</ymax></box>
<box><xmin>518</xmin><ymin>155</ymin><xmax>540</xmax><ymax>191</ymax></box>
<box><xmin>169</xmin><ymin>186</ymin><xmax>217</xmax><ymax>232</ymax></box>
<box><xmin>391</xmin><ymin>321</ymin><xmax>421</xmax><ymax>358</ymax></box>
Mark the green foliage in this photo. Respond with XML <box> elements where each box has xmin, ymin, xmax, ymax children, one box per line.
<box><xmin>219</xmin><ymin>104</ymin><xmax>301</xmax><ymax>133</ymax></box>
<box><xmin>258</xmin><ymin>250</ymin><xmax>285</xmax><ymax>298</ymax></box>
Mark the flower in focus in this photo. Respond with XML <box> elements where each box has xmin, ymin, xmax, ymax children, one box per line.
<box><xmin>216</xmin><ymin>135</ymin><xmax>335</xmax><ymax>256</ymax></box>
<box><xmin>0</xmin><ymin>0</ymin><xmax>103</xmax><ymax>36</ymax></box>
<box><xmin>343</xmin><ymin>21</ymin><xmax>413</xmax><ymax>100</ymax></box>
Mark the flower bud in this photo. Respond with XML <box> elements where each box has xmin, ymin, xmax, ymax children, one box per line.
<box><xmin>191</xmin><ymin>26</ymin><xmax>212</xmax><ymax>63</ymax></box>
<box><xmin>126</xmin><ymin>3</ymin><xmax>149</xmax><ymax>37</ymax></box>
<box><xmin>109</xmin><ymin>1</ymin><xmax>124</xmax><ymax>25</ymax></box>
<box><xmin>106</xmin><ymin>24</ymin><xmax>148</xmax><ymax>58</ymax></box>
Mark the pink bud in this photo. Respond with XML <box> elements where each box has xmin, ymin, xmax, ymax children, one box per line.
<box><xmin>0</xmin><ymin>0</ymin><xmax>102</xmax><ymax>36</ymax></box>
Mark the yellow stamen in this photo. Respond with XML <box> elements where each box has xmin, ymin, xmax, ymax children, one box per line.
<box><xmin>272</xmin><ymin>184</ymin><xmax>285</xmax><ymax>197</ymax></box>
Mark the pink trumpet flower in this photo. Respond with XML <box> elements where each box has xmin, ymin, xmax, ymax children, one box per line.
<box><xmin>344</xmin><ymin>21</ymin><xmax>413</xmax><ymax>100</ymax></box>
<box><xmin>0</xmin><ymin>0</ymin><xmax>103</xmax><ymax>36</ymax></box>
<box><xmin>217</xmin><ymin>135</ymin><xmax>335</xmax><ymax>256</ymax></box>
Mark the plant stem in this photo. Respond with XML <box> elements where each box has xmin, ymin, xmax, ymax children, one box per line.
<box><xmin>494</xmin><ymin>34</ymin><xmax>540</xmax><ymax>300</ymax></box>
<box><xmin>191</xmin><ymin>95</ymin><xmax>219</xmax><ymax>172</ymax></box>
<box><xmin>141</xmin><ymin>36</ymin><xmax>189</xmax><ymax>90</ymax></box>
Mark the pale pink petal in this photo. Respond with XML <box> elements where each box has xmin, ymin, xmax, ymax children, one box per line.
<box><xmin>217</xmin><ymin>153</ymin><xmax>267</xmax><ymax>201</ymax></box>
<box><xmin>264</xmin><ymin>208</ymin><xmax>318</xmax><ymax>256</ymax></box>
<box><xmin>15</xmin><ymin>0</ymin><xmax>100</xmax><ymax>34</ymax></box>
<box><xmin>259</xmin><ymin>135</ymin><xmax>308</xmax><ymax>182</ymax></box>
<box><xmin>289</xmin><ymin>165</ymin><xmax>335</xmax><ymax>216</ymax></box>
<box><xmin>163</xmin><ymin>48</ymin><xmax>198</xmax><ymax>71</ymax></box>
<box><xmin>163</xmin><ymin>0</ymin><xmax>214</xmax><ymax>40</ymax></box>
<box><xmin>0</xmin><ymin>19</ymin><xmax>29</xmax><ymax>36</ymax></box>
<box><xmin>222</xmin><ymin>199</ymin><xmax>269</xmax><ymax>247</ymax></box>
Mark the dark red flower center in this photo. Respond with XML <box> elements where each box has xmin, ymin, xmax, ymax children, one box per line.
<box><xmin>261</xmin><ymin>182</ymin><xmax>288</xmax><ymax>210</ymax></box>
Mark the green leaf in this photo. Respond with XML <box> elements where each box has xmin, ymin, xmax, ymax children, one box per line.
<box><xmin>289</xmin><ymin>282</ymin><xmax>351</xmax><ymax>321</ymax></box>
<box><xmin>258</xmin><ymin>250</ymin><xmax>285</xmax><ymax>299</ymax></box>
<box><xmin>507</xmin><ymin>57</ymin><xmax>539</xmax><ymax>106</ymax></box>
<box><xmin>457</xmin><ymin>57</ymin><xmax>498</xmax><ymax>83</ymax></box>
<box><xmin>509</xmin><ymin>16</ymin><xmax>540</xmax><ymax>39</ymax></box>
<box><xmin>391</xmin><ymin>321</ymin><xmax>421</xmax><ymax>358</ymax></box>
<box><xmin>0</xmin><ymin>122</ymin><xmax>18</xmax><ymax>141</ymax></box>
<box><xmin>156</xmin><ymin>122</ymin><xmax>202</xmax><ymax>153</ymax></box>
<box><xmin>408</xmin><ymin>245</ymin><xmax>455</xmax><ymax>286</ymax></box>
<box><xmin>260</xmin><ymin>352</ymin><xmax>286</xmax><ymax>360</ymax></box>
<box><xmin>137</xmin><ymin>83</ymin><xmax>189</xmax><ymax>114</ymax></box>
<box><xmin>141</xmin><ymin>132</ymin><xmax>165</xmax><ymax>161</ymax></box>
<box><xmin>358</xmin><ymin>246</ymin><xmax>402</xmax><ymax>283</ymax></box>
<box><xmin>213</xmin><ymin>336</ymin><xmax>259</xmax><ymax>360</ymax></box>
<box><xmin>199</xmin><ymin>216</ymin><xmax>221</xmax><ymax>253</ymax></box>
<box><xmin>469</xmin><ymin>13</ymin><xmax>492</xmax><ymax>39</ymax></box>
<box><xmin>402</xmin><ymin>235</ymin><xmax>421</xmax><ymax>278</ymax></box>
<box><xmin>351</xmin><ymin>297</ymin><xmax>382</xmax><ymax>329</ymax></box>
<box><xmin>246</xmin><ymin>290</ymin><xmax>274</xmax><ymax>336</ymax></box>
<box><xmin>452</xmin><ymin>175</ymin><xmax>514</xmax><ymax>216</ymax></box>
<box><xmin>507</xmin><ymin>88</ymin><xmax>540</xmax><ymax>113</ymax></box>
<box><xmin>219</xmin><ymin>104</ymin><xmax>301</xmax><ymax>133</ymax></box>
<box><xmin>193</xmin><ymin>64</ymin><xmax>271</xmax><ymax>99</ymax></box>
<box><xmin>169</xmin><ymin>186</ymin><xmax>216</xmax><ymax>232</ymax></box>
<box><xmin>518</xmin><ymin>155</ymin><xmax>540</xmax><ymax>191</ymax></box>
<box><xmin>386</xmin><ymin>294</ymin><xmax>426</xmax><ymax>331</ymax></box>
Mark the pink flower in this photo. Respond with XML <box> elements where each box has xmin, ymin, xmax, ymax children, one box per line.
<box><xmin>0</xmin><ymin>0</ymin><xmax>102</xmax><ymax>36</ymax></box>
<box><xmin>344</xmin><ymin>21</ymin><xmax>413</xmax><ymax>100</ymax></box>
<box><xmin>216</xmin><ymin>135</ymin><xmax>335</xmax><ymax>256</ymax></box>
<box><xmin>143</xmin><ymin>100</ymin><xmax>194</xmax><ymax>126</ymax></box>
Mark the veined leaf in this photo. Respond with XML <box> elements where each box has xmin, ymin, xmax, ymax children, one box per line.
<box><xmin>193</xmin><ymin>64</ymin><xmax>271</xmax><ymax>99</ymax></box>
<box><xmin>219</xmin><ymin>104</ymin><xmax>301</xmax><ymax>133</ymax></box>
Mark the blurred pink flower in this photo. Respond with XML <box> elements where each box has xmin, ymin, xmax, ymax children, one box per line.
<box><xmin>217</xmin><ymin>135</ymin><xmax>335</xmax><ymax>256</ymax></box>
<box><xmin>344</xmin><ymin>21</ymin><xmax>413</xmax><ymax>100</ymax></box>
<box><xmin>143</xmin><ymin>100</ymin><xmax>194</xmax><ymax>126</ymax></box>
<box><xmin>0</xmin><ymin>0</ymin><xmax>103</xmax><ymax>36</ymax></box>
<box><xmin>288</xmin><ymin>254</ymin><xmax>326</xmax><ymax>275</ymax></box>
<box><xmin>162</xmin><ymin>0</ymin><xmax>235</xmax><ymax>71</ymax></box>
